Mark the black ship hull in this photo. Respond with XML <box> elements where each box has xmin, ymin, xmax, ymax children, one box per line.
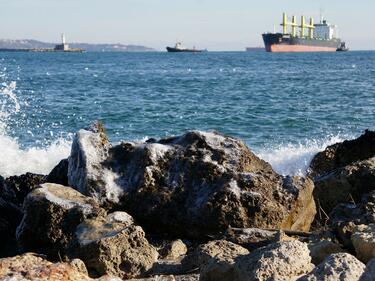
<box><xmin>262</xmin><ymin>33</ymin><xmax>341</xmax><ymax>52</ymax></box>
<box><xmin>166</xmin><ymin>47</ymin><xmax>205</xmax><ymax>53</ymax></box>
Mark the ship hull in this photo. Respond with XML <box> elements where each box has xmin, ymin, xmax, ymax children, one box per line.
<box><xmin>166</xmin><ymin>47</ymin><xmax>204</xmax><ymax>53</ymax></box>
<box><xmin>262</xmin><ymin>33</ymin><xmax>341</xmax><ymax>53</ymax></box>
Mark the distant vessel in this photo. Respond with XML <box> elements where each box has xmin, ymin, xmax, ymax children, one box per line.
<box><xmin>166</xmin><ymin>42</ymin><xmax>206</xmax><ymax>53</ymax></box>
<box><xmin>262</xmin><ymin>13</ymin><xmax>346</xmax><ymax>52</ymax></box>
<box><xmin>336</xmin><ymin>42</ymin><xmax>349</xmax><ymax>52</ymax></box>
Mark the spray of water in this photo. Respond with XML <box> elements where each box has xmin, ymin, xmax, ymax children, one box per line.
<box><xmin>0</xmin><ymin>71</ymin><xmax>71</xmax><ymax>177</ymax></box>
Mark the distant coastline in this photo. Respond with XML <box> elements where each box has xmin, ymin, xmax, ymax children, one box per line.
<box><xmin>0</xmin><ymin>39</ymin><xmax>155</xmax><ymax>52</ymax></box>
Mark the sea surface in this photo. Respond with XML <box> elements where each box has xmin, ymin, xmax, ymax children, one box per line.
<box><xmin>1</xmin><ymin>51</ymin><xmax>374</xmax><ymax>177</ymax></box>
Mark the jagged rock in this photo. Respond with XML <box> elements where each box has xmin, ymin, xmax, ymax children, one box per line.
<box><xmin>308</xmin><ymin>240</ymin><xmax>345</xmax><ymax>265</ymax></box>
<box><xmin>159</xmin><ymin>240</ymin><xmax>188</xmax><ymax>260</ymax></box>
<box><xmin>360</xmin><ymin>258</ymin><xmax>375</xmax><ymax>281</ymax></box>
<box><xmin>72</xmin><ymin>211</ymin><xmax>158</xmax><ymax>279</ymax></box>
<box><xmin>313</xmin><ymin>157</ymin><xmax>375</xmax><ymax>216</ymax></box>
<box><xmin>0</xmin><ymin>253</ymin><xmax>118</xmax><ymax>281</ymax></box>
<box><xmin>234</xmin><ymin>240</ymin><xmax>313</xmax><ymax>281</ymax></box>
<box><xmin>68</xmin><ymin>126</ymin><xmax>316</xmax><ymax>237</ymax></box>
<box><xmin>16</xmin><ymin>183</ymin><xmax>103</xmax><ymax>259</ymax></box>
<box><xmin>5</xmin><ymin>172</ymin><xmax>46</xmax><ymax>205</ymax></box>
<box><xmin>328</xmin><ymin>191</ymin><xmax>375</xmax><ymax>249</ymax></box>
<box><xmin>297</xmin><ymin>253</ymin><xmax>365</xmax><ymax>281</ymax></box>
<box><xmin>309</xmin><ymin>130</ymin><xmax>375</xmax><ymax>179</ymax></box>
<box><xmin>68</xmin><ymin>121</ymin><xmax>115</xmax><ymax>206</ymax></box>
<box><xmin>126</xmin><ymin>275</ymin><xmax>199</xmax><ymax>281</ymax></box>
<box><xmin>351</xmin><ymin>224</ymin><xmax>375</xmax><ymax>263</ymax></box>
<box><xmin>47</xmin><ymin>158</ymin><xmax>69</xmax><ymax>186</ymax></box>
<box><xmin>181</xmin><ymin>240</ymin><xmax>249</xmax><ymax>271</ymax></box>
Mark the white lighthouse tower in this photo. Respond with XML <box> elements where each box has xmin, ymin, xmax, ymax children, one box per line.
<box><xmin>54</xmin><ymin>33</ymin><xmax>70</xmax><ymax>51</ymax></box>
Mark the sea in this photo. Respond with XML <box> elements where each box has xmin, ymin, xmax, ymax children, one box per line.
<box><xmin>1</xmin><ymin>51</ymin><xmax>374</xmax><ymax>178</ymax></box>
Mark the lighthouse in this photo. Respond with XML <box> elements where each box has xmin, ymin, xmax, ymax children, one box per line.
<box><xmin>54</xmin><ymin>33</ymin><xmax>70</xmax><ymax>51</ymax></box>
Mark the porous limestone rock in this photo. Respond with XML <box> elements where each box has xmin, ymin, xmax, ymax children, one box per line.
<box><xmin>308</xmin><ymin>240</ymin><xmax>345</xmax><ymax>265</ymax></box>
<box><xmin>234</xmin><ymin>240</ymin><xmax>314</xmax><ymax>281</ymax></box>
<box><xmin>351</xmin><ymin>224</ymin><xmax>375</xmax><ymax>263</ymax></box>
<box><xmin>309</xmin><ymin>130</ymin><xmax>375</xmax><ymax>179</ymax></box>
<box><xmin>68</xmin><ymin>125</ymin><xmax>316</xmax><ymax>237</ymax></box>
<box><xmin>16</xmin><ymin>183</ymin><xmax>103</xmax><ymax>259</ymax></box>
<box><xmin>0</xmin><ymin>253</ymin><xmax>121</xmax><ymax>281</ymax></box>
<box><xmin>160</xmin><ymin>240</ymin><xmax>188</xmax><ymax>260</ymax></box>
<box><xmin>182</xmin><ymin>240</ymin><xmax>249</xmax><ymax>271</ymax></box>
<box><xmin>297</xmin><ymin>253</ymin><xmax>365</xmax><ymax>281</ymax></box>
<box><xmin>360</xmin><ymin>258</ymin><xmax>375</xmax><ymax>281</ymax></box>
<box><xmin>72</xmin><ymin>211</ymin><xmax>158</xmax><ymax>279</ymax></box>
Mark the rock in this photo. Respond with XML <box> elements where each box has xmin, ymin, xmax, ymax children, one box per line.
<box><xmin>0</xmin><ymin>176</ymin><xmax>23</xmax><ymax>257</ymax></box>
<box><xmin>16</xmin><ymin>183</ymin><xmax>103</xmax><ymax>259</ymax></box>
<box><xmin>5</xmin><ymin>172</ymin><xmax>46</xmax><ymax>205</ymax></box>
<box><xmin>181</xmin><ymin>240</ymin><xmax>249</xmax><ymax>271</ymax></box>
<box><xmin>125</xmin><ymin>275</ymin><xmax>199</xmax><ymax>281</ymax></box>
<box><xmin>309</xmin><ymin>130</ymin><xmax>375</xmax><ymax>179</ymax></box>
<box><xmin>160</xmin><ymin>240</ymin><xmax>188</xmax><ymax>260</ymax></box>
<box><xmin>0</xmin><ymin>253</ymin><xmax>93</xmax><ymax>281</ymax></box>
<box><xmin>68</xmin><ymin>121</ymin><xmax>115</xmax><ymax>206</ymax></box>
<box><xmin>297</xmin><ymin>253</ymin><xmax>366</xmax><ymax>281</ymax></box>
<box><xmin>68</xmin><ymin>125</ymin><xmax>316</xmax><ymax>237</ymax></box>
<box><xmin>351</xmin><ymin>224</ymin><xmax>375</xmax><ymax>263</ymax></box>
<box><xmin>72</xmin><ymin>211</ymin><xmax>158</xmax><ymax>279</ymax></box>
<box><xmin>308</xmin><ymin>240</ymin><xmax>345</xmax><ymax>265</ymax></box>
<box><xmin>313</xmin><ymin>157</ymin><xmax>375</xmax><ymax>216</ymax></box>
<box><xmin>225</xmin><ymin>227</ymin><xmax>295</xmax><ymax>251</ymax></box>
<box><xmin>328</xmin><ymin>191</ymin><xmax>375</xmax><ymax>249</ymax></box>
<box><xmin>234</xmin><ymin>240</ymin><xmax>313</xmax><ymax>281</ymax></box>
<box><xmin>360</xmin><ymin>258</ymin><xmax>375</xmax><ymax>281</ymax></box>
<box><xmin>46</xmin><ymin>158</ymin><xmax>69</xmax><ymax>186</ymax></box>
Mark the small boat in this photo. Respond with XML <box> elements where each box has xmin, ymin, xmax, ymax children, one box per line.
<box><xmin>166</xmin><ymin>42</ymin><xmax>206</xmax><ymax>53</ymax></box>
<box><xmin>336</xmin><ymin>42</ymin><xmax>349</xmax><ymax>52</ymax></box>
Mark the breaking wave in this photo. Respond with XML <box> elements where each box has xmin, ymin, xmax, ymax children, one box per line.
<box><xmin>256</xmin><ymin>135</ymin><xmax>353</xmax><ymax>176</ymax></box>
<box><xmin>0</xmin><ymin>79</ymin><xmax>71</xmax><ymax>178</ymax></box>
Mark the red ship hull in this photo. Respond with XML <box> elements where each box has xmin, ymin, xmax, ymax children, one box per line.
<box><xmin>266</xmin><ymin>44</ymin><xmax>337</xmax><ymax>53</ymax></box>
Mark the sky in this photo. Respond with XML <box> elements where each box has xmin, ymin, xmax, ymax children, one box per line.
<box><xmin>2</xmin><ymin>0</ymin><xmax>375</xmax><ymax>51</ymax></box>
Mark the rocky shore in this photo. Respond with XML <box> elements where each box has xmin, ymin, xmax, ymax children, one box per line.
<box><xmin>1</xmin><ymin>123</ymin><xmax>375</xmax><ymax>280</ymax></box>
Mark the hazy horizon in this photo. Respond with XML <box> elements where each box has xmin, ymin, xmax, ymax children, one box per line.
<box><xmin>2</xmin><ymin>0</ymin><xmax>375</xmax><ymax>51</ymax></box>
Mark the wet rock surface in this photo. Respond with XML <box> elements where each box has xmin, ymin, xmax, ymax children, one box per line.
<box><xmin>68</xmin><ymin>126</ymin><xmax>316</xmax><ymax>237</ymax></box>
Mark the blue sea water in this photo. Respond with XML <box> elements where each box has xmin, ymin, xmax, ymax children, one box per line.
<box><xmin>0</xmin><ymin>51</ymin><xmax>374</xmax><ymax>177</ymax></box>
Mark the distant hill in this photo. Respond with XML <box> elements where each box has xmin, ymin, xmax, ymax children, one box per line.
<box><xmin>0</xmin><ymin>39</ymin><xmax>155</xmax><ymax>52</ymax></box>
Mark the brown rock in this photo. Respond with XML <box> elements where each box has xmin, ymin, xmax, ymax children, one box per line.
<box><xmin>72</xmin><ymin>212</ymin><xmax>158</xmax><ymax>279</ymax></box>
<box><xmin>308</xmin><ymin>240</ymin><xmax>345</xmax><ymax>265</ymax></box>
<box><xmin>309</xmin><ymin>130</ymin><xmax>375</xmax><ymax>179</ymax></box>
<box><xmin>159</xmin><ymin>240</ymin><xmax>188</xmax><ymax>260</ymax></box>
<box><xmin>68</xmin><ymin>127</ymin><xmax>316</xmax><ymax>237</ymax></box>
<box><xmin>351</xmin><ymin>224</ymin><xmax>375</xmax><ymax>263</ymax></box>
<box><xmin>16</xmin><ymin>183</ymin><xmax>103</xmax><ymax>260</ymax></box>
<box><xmin>182</xmin><ymin>240</ymin><xmax>249</xmax><ymax>271</ymax></box>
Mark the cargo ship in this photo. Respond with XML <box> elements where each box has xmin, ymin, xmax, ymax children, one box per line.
<box><xmin>166</xmin><ymin>42</ymin><xmax>206</xmax><ymax>53</ymax></box>
<box><xmin>262</xmin><ymin>13</ymin><xmax>346</xmax><ymax>52</ymax></box>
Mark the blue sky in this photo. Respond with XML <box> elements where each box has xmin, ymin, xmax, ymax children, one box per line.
<box><xmin>2</xmin><ymin>0</ymin><xmax>375</xmax><ymax>50</ymax></box>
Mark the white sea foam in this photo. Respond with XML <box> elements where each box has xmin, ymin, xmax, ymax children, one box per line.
<box><xmin>0</xmin><ymin>79</ymin><xmax>71</xmax><ymax>177</ymax></box>
<box><xmin>256</xmin><ymin>135</ymin><xmax>352</xmax><ymax>176</ymax></box>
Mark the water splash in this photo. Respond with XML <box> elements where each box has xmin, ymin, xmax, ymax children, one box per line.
<box><xmin>0</xmin><ymin>71</ymin><xmax>71</xmax><ymax>177</ymax></box>
<box><xmin>256</xmin><ymin>135</ymin><xmax>352</xmax><ymax>176</ymax></box>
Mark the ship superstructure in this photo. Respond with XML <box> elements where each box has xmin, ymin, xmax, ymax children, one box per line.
<box><xmin>262</xmin><ymin>13</ymin><xmax>344</xmax><ymax>52</ymax></box>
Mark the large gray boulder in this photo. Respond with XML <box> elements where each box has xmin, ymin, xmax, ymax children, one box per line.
<box><xmin>72</xmin><ymin>211</ymin><xmax>158</xmax><ymax>279</ymax></box>
<box><xmin>297</xmin><ymin>253</ymin><xmax>366</xmax><ymax>281</ymax></box>
<box><xmin>68</xmin><ymin>125</ymin><xmax>316</xmax><ymax>237</ymax></box>
<box><xmin>16</xmin><ymin>183</ymin><xmax>103</xmax><ymax>259</ymax></box>
<box><xmin>360</xmin><ymin>258</ymin><xmax>375</xmax><ymax>281</ymax></box>
<box><xmin>351</xmin><ymin>224</ymin><xmax>375</xmax><ymax>263</ymax></box>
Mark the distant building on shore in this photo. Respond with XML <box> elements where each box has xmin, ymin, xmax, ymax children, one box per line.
<box><xmin>54</xmin><ymin>33</ymin><xmax>70</xmax><ymax>51</ymax></box>
<box><xmin>245</xmin><ymin>47</ymin><xmax>265</xmax><ymax>52</ymax></box>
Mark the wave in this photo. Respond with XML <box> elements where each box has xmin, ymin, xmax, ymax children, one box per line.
<box><xmin>256</xmin><ymin>135</ymin><xmax>352</xmax><ymax>176</ymax></box>
<box><xmin>0</xmin><ymin>78</ymin><xmax>71</xmax><ymax>178</ymax></box>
